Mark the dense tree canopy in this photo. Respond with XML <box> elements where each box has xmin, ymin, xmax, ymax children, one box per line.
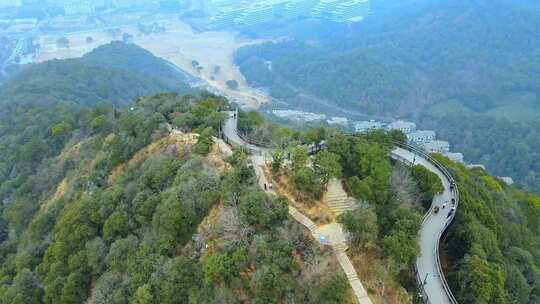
<box><xmin>410</xmin><ymin>164</ymin><xmax>444</xmax><ymax>210</ymax></box>
<box><xmin>0</xmin><ymin>85</ymin><xmax>352</xmax><ymax>303</ymax></box>
<box><xmin>437</xmin><ymin>156</ymin><xmax>540</xmax><ymax>303</ymax></box>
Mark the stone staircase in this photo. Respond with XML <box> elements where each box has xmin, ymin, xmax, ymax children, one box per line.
<box><xmin>249</xmin><ymin>157</ymin><xmax>372</xmax><ymax>304</ymax></box>
<box><xmin>288</xmin><ymin>206</ymin><xmax>319</xmax><ymax>234</ymax></box>
<box><xmin>333</xmin><ymin>242</ymin><xmax>349</xmax><ymax>253</ymax></box>
<box><xmin>325</xmin><ymin>179</ymin><xmax>358</xmax><ymax>216</ymax></box>
<box><xmin>336</xmin><ymin>250</ymin><xmax>373</xmax><ymax>304</ymax></box>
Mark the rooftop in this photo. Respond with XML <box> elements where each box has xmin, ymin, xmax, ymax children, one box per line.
<box><xmin>407</xmin><ymin>130</ymin><xmax>436</xmax><ymax>140</ymax></box>
<box><xmin>354</xmin><ymin>120</ymin><xmax>384</xmax><ymax>132</ymax></box>
<box><xmin>422</xmin><ymin>140</ymin><xmax>450</xmax><ymax>153</ymax></box>
<box><xmin>386</xmin><ymin>120</ymin><xmax>416</xmax><ymax>133</ymax></box>
<box><xmin>444</xmin><ymin>152</ymin><xmax>464</xmax><ymax>163</ymax></box>
<box><xmin>327</xmin><ymin>117</ymin><xmax>349</xmax><ymax>126</ymax></box>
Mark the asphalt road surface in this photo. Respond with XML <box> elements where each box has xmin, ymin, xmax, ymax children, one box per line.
<box><xmin>392</xmin><ymin>147</ymin><xmax>456</xmax><ymax>304</ymax></box>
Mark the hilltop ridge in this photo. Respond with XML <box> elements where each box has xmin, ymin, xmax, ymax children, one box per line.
<box><xmin>0</xmin><ymin>42</ymin><xmax>191</xmax><ymax>108</ymax></box>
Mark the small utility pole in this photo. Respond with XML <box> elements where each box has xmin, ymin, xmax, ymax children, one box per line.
<box><xmin>423</xmin><ymin>273</ymin><xmax>429</xmax><ymax>286</ymax></box>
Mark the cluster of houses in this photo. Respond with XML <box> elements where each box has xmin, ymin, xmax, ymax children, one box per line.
<box><xmin>272</xmin><ymin>109</ymin><xmax>327</xmax><ymax>122</ymax></box>
<box><xmin>271</xmin><ymin>109</ymin><xmax>352</xmax><ymax>127</ymax></box>
<box><xmin>354</xmin><ymin>120</ymin><xmax>465</xmax><ymax>164</ymax></box>
<box><xmin>270</xmin><ymin>110</ymin><xmax>514</xmax><ymax>185</ymax></box>
<box><xmin>269</xmin><ymin>109</ymin><xmax>521</xmax><ymax>185</ymax></box>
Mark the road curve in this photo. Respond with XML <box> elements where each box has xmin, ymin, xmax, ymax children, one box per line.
<box><xmin>391</xmin><ymin>147</ymin><xmax>458</xmax><ymax>304</ymax></box>
<box><xmin>221</xmin><ymin>111</ymin><xmax>458</xmax><ymax>304</ymax></box>
<box><xmin>222</xmin><ymin>110</ymin><xmax>272</xmax><ymax>156</ymax></box>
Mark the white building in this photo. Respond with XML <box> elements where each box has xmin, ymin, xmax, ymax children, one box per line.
<box><xmin>467</xmin><ymin>164</ymin><xmax>486</xmax><ymax>170</ymax></box>
<box><xmin>207</xmin><ymin>0</ymin><xmax>370</xmax><ymax>28</ymax></box>
<box><xmin>329</xmin><ymin>0</ymin><xmax>370</xmax><ymax>22</ymax></box>
<box><xmin>209</xmin><ymin>7</ymin><xmax>242</xmax><ymax>28</ymax></box>
<box><xmin>237</xmin><ymin>2</ymin><xmax>275</xmax><ymax>26</ymax></box>
<box><xmin>283</xmin><ymin>0</ymin><xmax>316</xmax><ymax>18</ymax></box>
<box><xmin>272</xmin><ymin>109</ymin><xmax>326</xmax><ymax>122</ymax></box>
<box><xmin>327</xmin><ymin>116</ymin><xmax>349</xmax><ymax>126</ymax></box>
<box><xmin>422</xmin><ymin>140</ymin><xmax>450</xmax><ymax>154</ymax></box>
<box><xmin>386</xmin><ymin>120</ymin><xmax>416</xmax><ymax>134</ymax></box>
<box><xmin>312</xmin><ymin>0</ymin><xmax>341</xmax><ymax>18</ymax></box>
<box><xmin>499</xmin><ymin>177</ymin><xmax>514</xmax><ymax>185</ymax></box>
<box><xmin>354</xmin><ymin>120</ymin><xmax>384</xmax><ymax>133</ymax></box>
<box><xmin>444</xmin><ymin>152</ymin><xmax>464</xmax><ymax>163</ymax></box>
<box><xmin>407</xmin><ymin>130</ymin><xmax>436</xmax><ymax>145</ymax></box>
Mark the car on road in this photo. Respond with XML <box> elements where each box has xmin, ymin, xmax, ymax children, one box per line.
<box><xmin>433</xmin><ymin>206</ymin><xmax>440</xmax><ymax>214</ymax></box>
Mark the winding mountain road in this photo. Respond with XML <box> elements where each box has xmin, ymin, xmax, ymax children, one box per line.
<box><xmin>222</xmin><ymin>112</ymin><xmax>272</xmax><ymax>156</ymax></box>
<box><xmin>221</xmin><ymin>111</ymin><xmax>458</xmax><ymax>304</ymax></box>
<box><xmin>391</xmin><ymin>148</ymin><xmax>458</xmax><ymax>304</ymax></box>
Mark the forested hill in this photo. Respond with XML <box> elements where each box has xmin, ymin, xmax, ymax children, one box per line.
<box><xmin>238</xmin><ymin>111</ymin><xmax>540</xmax><ymax>303</ymax></box>
<box><xmin>0</xmin><ymin>46</ymin><xmax>356</xmax><ymax>303</ymax></box>
<box><xmin>236</xmin><ymin>0</ymin><xmax>540</xmax><ymax>116</ymax></box>
<box><xmin>81</xmin><ymin>41</ymin><xmax>194</xmax><ymax>91</ymax></box>
<box><xmin>0</xmin><ymin>42</ymin><xmax>191</xmax><ymax>108</ymax></box>
<box><xmin>0</xmin><ymin>41</ymin><xmax>193</xmax><ymax>231</ymax></box>
<box><xmin>0</xmin><ymin>87</ymin><xmax>357</xmax><ymax>303</ymax></box>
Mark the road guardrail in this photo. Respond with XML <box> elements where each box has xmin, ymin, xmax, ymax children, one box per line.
<box><xmin>392</xmin><ymin>140</ymin><xmax>459</xmax><ymax>304</ymax></box>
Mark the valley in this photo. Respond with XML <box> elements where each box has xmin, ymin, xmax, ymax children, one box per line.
<box><xmin>21</xmin><ymin>15</ymin><xmax>269</xmax><ymax>108</ymax></box>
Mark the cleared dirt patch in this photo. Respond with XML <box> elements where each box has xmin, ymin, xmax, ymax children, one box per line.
<box><xmin>349</xmin><ymin>250</ymin><xmax>412</xmax><ymax>304</ymax></box>
<box><xmin>205</xmin><ymin>139</ymin><xmax>232</xmax><ymax>173</ymax></box>
<box><xmin>108</xmin><ymin>132</ymin><xmax>198</xmax><ymax>184</ymax></box>
<box><xmin>39</xmin><ymin>178</ymin><xmax>68</xmax><ymax>214</ymax></box>
<box><xmin>266</xmin><ymin>166</ymin><xmax>335</xmax><ymax>225</ymax></box>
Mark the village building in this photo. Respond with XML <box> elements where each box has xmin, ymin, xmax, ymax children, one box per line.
<box><xmin>444</xmin><ymin>152</ymin><xmax>464</xmax><ymax>163</ymax></box>
<box><xmin>354</xmin><ymin>120</ymin><xmax>384</xmax><ymax>133</ymax></box>
<box><xmin>422</xmin><ymin>140</ymin><xmax>450</xmax><ymax>154</ymax></box>
<box><xmin>407</xmin><ymin>130</ymin><xmax>436</xmax><ymax>145</ymax></box>
<box><xmin>386</xmin><ymin>120</ymin><xmax>416</xmax><ymax>134</ymax></box>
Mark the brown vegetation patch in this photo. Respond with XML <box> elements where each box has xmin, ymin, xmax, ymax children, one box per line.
<box><xmin>349</xmin><ymin>249</ymin><xmax>412</xmax><ymax>304</ymax></box>
<box><xmin>205</xmin><ymin>142</ymin><xmax>232</xmax><ymax>173</ymax></box>
<box><xmin>107</xmin><ymin>132</ymin><xmax>199</xmax><ymax>184</ymax></box>
<box><xmin>56</xmin><ymin>136</ymin><xmax>100</xmax><ymax>170</ymax></box>
<box><xmin>266</xmin><ymin>166</ymin><xmax>335</xmax><ymax>225</ymax></box>
<box><xmin>39</xmin><ymin>178</ymin><xmax>68</xmax><ymax>214</ymax></box>
<box><xmin>193</xmin><ymin>203</ymin><xmax>227</xmax><ymax>258</ymax></box>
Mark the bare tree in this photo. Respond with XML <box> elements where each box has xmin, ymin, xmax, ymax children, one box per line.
<box><xmin>391</xmin><ymin>164</ymin><xmax>420</xmax><ymax>206</ymax></box>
